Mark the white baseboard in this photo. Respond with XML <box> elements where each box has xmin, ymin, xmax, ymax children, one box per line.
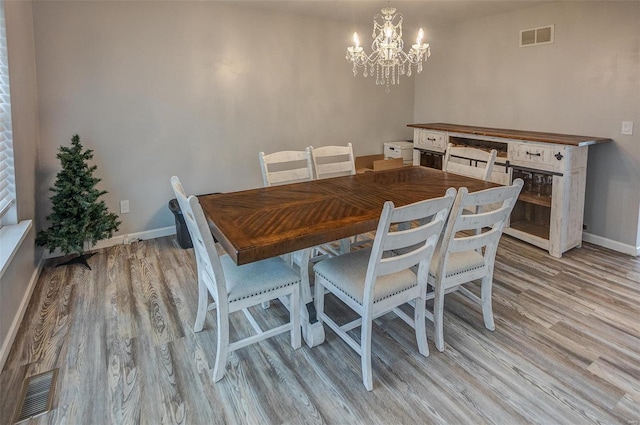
<box><xmin>0</xmin><ymin>255</ymin><xmax>44</xmax><ymax>371</ymax></box>
<box><xmin>42</xmin><ymin>226</ymin><xmax>177</xmax><ymax>259</ymax></box>
<box><xmin>582</xmin><ymin>232</ymin><xmax>639</xmax><ymax>257</ymax></box>
<box><xmin>37</xmin><ymin>227</ymin><xmax>639</xmax><ymax>258</ymax></box>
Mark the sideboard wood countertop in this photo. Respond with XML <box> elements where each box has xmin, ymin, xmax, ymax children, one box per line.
<box><xmin>407</xmin><ymin>123</ymin><xmax>612</xmax><ymax>147</ymax></box>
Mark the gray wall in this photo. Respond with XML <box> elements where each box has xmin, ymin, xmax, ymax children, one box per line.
<box><xmin>414</xmin><ymin>1</ymin><xmax>640</xmax><ymax>251</ymax></box>
<box><xmin>16</xmin><ymin>1</ymin><xmax>640</xmax><ymax>252</ymax></box>
<box><xmin>32</xmin><ymin>1</ymin><xmax>415</xmax><ymax>235</ymax></box>
<box><xmin>0</xmin><ymin>0</ymin><xmax>40</xmax><ymax>364</ymax></box>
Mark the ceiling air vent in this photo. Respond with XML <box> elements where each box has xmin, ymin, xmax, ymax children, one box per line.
<box><xmin>520</xmin><ymin>25</ymin><xmax>554</xmax><ymax>47</ymax></box>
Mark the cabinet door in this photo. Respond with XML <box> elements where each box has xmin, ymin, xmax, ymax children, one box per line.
<box><xmin>549</xmin><ymin>167</ymin><xmax>586</xmax><ymax>257</ymax></box>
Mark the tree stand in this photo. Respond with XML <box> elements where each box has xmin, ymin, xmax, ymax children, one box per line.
<box><xmin>57</xmin><ymin>253</ymin><xmax>96</xmax><ymax>270</ymax></box>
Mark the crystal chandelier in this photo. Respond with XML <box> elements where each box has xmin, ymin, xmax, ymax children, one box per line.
<box><xmin>346</xmin><ymin>6</ymin><xmax>430</xmax><ymax>92</ymax></box>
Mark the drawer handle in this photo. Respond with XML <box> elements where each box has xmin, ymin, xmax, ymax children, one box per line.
<box><xmin>526</xmin><ymin>151</ymin><xmax>541</xmax><ymax>157</ymax></box>
<box><xmin>427</xmin><ymin>137</ymin><xmax>436</xmax><ymax>141</ymax></box>
<box><xmin>555</xmin><ymin>152</ymin><xmax>564</xmax><ymax>160</ymax></box>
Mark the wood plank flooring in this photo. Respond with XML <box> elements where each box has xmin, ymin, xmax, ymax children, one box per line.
<box><xmin>1</xmin><ymin>235</ymin><xmax>638</xmax><ymax>424</ymax></box>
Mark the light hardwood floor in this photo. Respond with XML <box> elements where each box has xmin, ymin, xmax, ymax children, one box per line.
<box><xmin>1</xmin><ymin>235</ymin><xmax>638</xmax><ymax>424</ymax></box>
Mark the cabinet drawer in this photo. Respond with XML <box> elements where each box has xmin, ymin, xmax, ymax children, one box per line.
<box><xmin>414</xmin><ymin>130</ymin><xmax>447</xmax><ymax>153</ymax></box>
<box><xmin>383</xmin><ymin>142</ymin><xmax>413</xmax><ymax>164</ymax></box>
<box><xmin>509</xmin><ymin>143</ymin><xmax>566</xmax><ymax>173</ymax></box>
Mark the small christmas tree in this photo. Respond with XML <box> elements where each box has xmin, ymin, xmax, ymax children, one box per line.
<box><xmin>36</xmin><ymin>134</ymin><xmax>121</xmax><ymax>269</ymax></box>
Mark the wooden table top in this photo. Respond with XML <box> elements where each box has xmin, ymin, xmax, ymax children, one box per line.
<box><xmin>199</xmin><ymin>166</ymin><xmax>498</xmax><ymax>265</ymax></box>
<box><xmin>408</xmin><ymin>123</ymin><xmax>612</xmax><ymax>146</ymax></box>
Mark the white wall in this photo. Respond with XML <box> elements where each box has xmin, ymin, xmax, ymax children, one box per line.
<box><xmin>1</xmin><ymin>0</ymin><xmax>41</xmax><ymax>369</ymax></box>
<box><xmin>32</xmin><ymin>1</ymin><xmax>415</xmax><ymax>235</ymax></box>
<box><xmin>414</xmin><ymin>1</ymin><xmax>640</xmax><ymax>251</ymax></box>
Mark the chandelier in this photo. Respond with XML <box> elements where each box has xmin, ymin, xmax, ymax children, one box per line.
<box><xmin>346</xmin><ymin>6</ymin><xmax>430</xmax><ymax>92</ymax></box>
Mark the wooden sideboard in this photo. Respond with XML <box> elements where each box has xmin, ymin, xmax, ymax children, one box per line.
<box><xmin>408</xmin><ymin>123</ymin><xmax>612</xmax><ymax>257</ymax></box>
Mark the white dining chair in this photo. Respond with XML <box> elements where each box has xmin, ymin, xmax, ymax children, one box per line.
<box><xmin>308</xmin><ymin>143</ymin><xmax>367</xmax><ymax>253</ymax></box>
<box><xmin>428</xmin><ymin>179</ymin><xmax>523</xmax><ymax>352</ymax></box>
<box><xmin>444</xmin><ymin>143</ymin><xmax>500</xmax><ymax>234</ymax></box>
<box><xmin>259</xmin><ymin>149</ymin><xmax>314</xmax><ymax>187</ymax></box>
<box><xmin>308</xmin><ymin>143</ymin><xmax>356</xmax><ymax>180</ymax></box>
<box><xmin>314</xmin><ymin>189</ymin><xmax>457</xmax><ymax>390</ymax></box>
<box><xmin>258</xmin><ymin>148</ymin><xmax>318</xmax><ymax>272</ymax></box>
<box><xmin>171</xmin><ymin>176</ymin><xmax>301</xmax><ymax>382</ymax></box>
<box><xmin>443</xmin><ymin>143</ymin><xmax>497</xmax><ymax>181</ymax></box>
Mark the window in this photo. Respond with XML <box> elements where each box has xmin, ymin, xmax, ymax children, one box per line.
<box><xmin>0</xmin><ymin>0</ymin><xmax>15</xmax><ymax>227</ymax></box>
<box><xmin>0</xmin><ymin>0</ymin><xmax>30</xmax><ymax>279</ymax></box>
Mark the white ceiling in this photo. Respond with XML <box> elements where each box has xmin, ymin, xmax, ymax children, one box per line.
<box><xmin>233</xmin><ymin>1</ymin><xmax>554</xmax><ymax>28</ymax></box>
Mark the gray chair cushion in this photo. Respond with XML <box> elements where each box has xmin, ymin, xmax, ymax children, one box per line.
<box><xmin>221</xmin><ymin>255</ymin><xmax>301</xmax><ymax>303</ymax></box>
<box><xmin>429</xmin><ymin>249</ymin><xmax>485</xmax><ymax>279</ymax></box>
<box><xmin>314</xmin><ymin>248</ymin><xmax>417</xmax><ymax>305</ymax></box>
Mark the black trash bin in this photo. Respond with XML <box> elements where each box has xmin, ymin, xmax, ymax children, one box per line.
<box><xmin>169</xmin><ymin>194</ymin><xmax>220</xmax><ymax>249</ymax></box>
<box><xmin>168</xmin><ymin>198</ymin><xmax>192</xmax><ymax>249</ymax></box>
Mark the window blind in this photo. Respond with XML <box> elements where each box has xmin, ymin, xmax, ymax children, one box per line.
<box><xmin>0</xmin><ymin>0</ymin><xmax>15</xmax><ymax>223</ymax></box>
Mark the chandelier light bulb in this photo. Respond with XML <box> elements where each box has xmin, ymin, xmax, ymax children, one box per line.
<box><xmin>417</xmin><ymin>28</ymin><xmax>424</xmax><ymax>44</ymax></box>
<box><xmin>353</xmin><ymin>32</ymin><xmax>360</xmax><ymax>48</ymax></box>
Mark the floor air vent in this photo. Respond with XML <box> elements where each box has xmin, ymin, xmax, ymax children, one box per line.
<box><xmin>13</xmin><ymin>369</ymin><xmax>58</xmax><ymax>423</ymax></box>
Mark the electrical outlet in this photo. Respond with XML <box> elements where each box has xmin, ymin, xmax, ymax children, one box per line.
<box><xmin>120</xmin><ymin>200</ymin><xmax>130</xmax><ymax>214</ymax></box>
<box><xmin>621</xmin><ymin>121</ymin><xmax>633</xmax><ymax>135</ymax></box>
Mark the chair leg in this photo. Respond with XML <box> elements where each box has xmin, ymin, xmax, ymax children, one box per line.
<box><xmin>414</xmin><ymin>297</ymin><xmax>429</xmax><ymax>357</ymax></box>
<box><xmin>481</xmin><ymin>275</ymin><xmax>495</xmax><ymax>331</ymax></box>
<box><xmin>433</xmin><ymin>285</ymin><xmax>446</xmax><ymax>352</ymax></box>
<box><xmin>361</xmin><ymin>314</ymin><xmax>373</xmax><ymax>391</ymax></box>
<box><xmin>281</xmin><ymin>252</ymin><xmax>293</xmax><ymax>266</ymax></box>
<box><xmin>314</xmin><ymin>278</ymin><xmax>325</xmax><ymax>323</ymax></box>
<box><xmin>212</xmin><ymin>307</ymin><xmax>230</xmax><ymax>382</ymax></box>
<box><xmin>290</xmin><ymin>285</ymin><xmax>301</xmax><ymax>349</ymax></box>
<box><xmin>194</xmin><ymin>279</ymin><xmax>208</xmax><ymax>333</ymax></box>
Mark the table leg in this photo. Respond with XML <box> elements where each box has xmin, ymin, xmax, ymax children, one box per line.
<box><xmin>294</xmin><ymin>248</ymin><xmax>325</xmax><ymax>347</ymax></box>
<box><xmin>340</xmin><ymin>237</ymin><xmax>351</xmax><ymax>254</ymax></box>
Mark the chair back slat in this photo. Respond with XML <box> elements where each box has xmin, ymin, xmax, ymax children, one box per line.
<box><xmin>265</xmin><ymin>168</ymin><xmax>313</xmax><ymax>186</ymax></box>
<box><xmin>315</xmin><ymin>161</ymin><xmax>354</xmax><ymax>177</ymax></box>
<box><xmin>461</xmin><ymin>183</ymin><xmax>519</xmax><ymax>206</ymax></box>
<box><xmin>448</xmin><ymin>227</ymin><xmax>501</xmax><ymax>253</ymax></box>
<box><xmin>444</xmin><ymin>162</ymin><xmax>489</xmax><ymax>180</ymax></box>
<box><xmin>377</xmin><ymin>233</ymin><xmax>440</xmax><ymax>276</ymax></box>
<box><xmin>452</xmin><ymin>206</ymin><xmax>512</xmax><ymax>233</ymax></box>
<box><xmin>383</xmin><ymin>221</ymin><xmax>441</xmax><ymax>252</ymax></box>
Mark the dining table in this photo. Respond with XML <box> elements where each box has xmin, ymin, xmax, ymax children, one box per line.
<box><xmin>198</xmin><ymin>165</ymin><xmax>499</xmax><ymax>347</ymax></box>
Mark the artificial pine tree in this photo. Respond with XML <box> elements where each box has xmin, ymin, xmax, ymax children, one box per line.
<box><xmin>36</xmin><ymin>134</ymin><xmax>121</xmax><ymax>269</ymax></box>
